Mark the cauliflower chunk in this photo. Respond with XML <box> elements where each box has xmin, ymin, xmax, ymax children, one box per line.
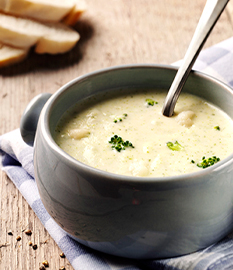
<box><xmin>86</xmin><ymin>109</ymin><xmax>100</xmax><ymax>118</ymax></box>
<box><xmin>176</xmin><ymin>111</ymin><xmax>196</xmax><ymax>127</ymax></box>
<box><xmin>129</xmin><ymin>160</ymin><xmax>149</xmax><ymax>177</ymax></box>
<box><xmin>68</xmin><ymin>128</ymin><xmax>90</xmax><ymax>139</ymax></box>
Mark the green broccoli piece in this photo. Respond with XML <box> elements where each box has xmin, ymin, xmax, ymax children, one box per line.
<box><xmin>146</xmin><ymin>99</ymin><xmax>158</xmax><ymax>106</ymax></box>
<box><xmin>197</xmin><ymin>156</ymin><xmax>220</xmax><ymax>169</ymax></box>
<box><xmin>109</xmin><ymin>135</ymin><xmax>134</xmax><ymax>152</ymax></box>
<box><xmin>167</xmin><ymin>141</ymin><xmax>183</xmax><ymax>151</ymax></box>
<box><xmin>113</xmin><ymin>113</ymin><xmax>128</xmax><ymax>123</ymax></box>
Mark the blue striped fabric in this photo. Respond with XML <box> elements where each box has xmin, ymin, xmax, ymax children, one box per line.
<box><xmin>1</xmin><ymin>37</ymin><xmax>233</xmax><ymax>270</ymax></box>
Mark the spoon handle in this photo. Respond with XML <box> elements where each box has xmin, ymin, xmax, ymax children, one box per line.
<box><xmin>162</xmin><ymin>0</ymin><xmax>229</xmax><ymax>117</ymax></box>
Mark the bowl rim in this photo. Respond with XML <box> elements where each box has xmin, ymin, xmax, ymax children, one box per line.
<box><xmin>38</xmin><ymin>63</ymin><xmax>233</xmax><ymax>185</ymax></box>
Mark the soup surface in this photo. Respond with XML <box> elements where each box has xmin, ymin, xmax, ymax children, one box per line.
<box><xmin>54</xmin><ymin>90</ymin><xmax>233</xmax><ymax>177</ymax></box>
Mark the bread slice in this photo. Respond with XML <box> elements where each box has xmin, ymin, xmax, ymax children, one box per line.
<box><xmin>63</xmin><ymin>0</ymin><xmax>87</xmax><ymax>26</ymax></box>
<box><xmin>0</xmin><ymin>0</ymin><xmax>86</xmax><ymax>24</ymax></box>
<box><xmin>0</xmin><ymin>13</ymin><xmax>46</xmax><ymax>48</ymax></box>
<box><xmin>0</xmin><ymin>43</ymin><xmax>29</xmax><ymax>67</ymax></box>
<box><xmin>0</xmin><ymin>13</ymin><xmax>80</xmax><ymax>54</ymax></box>
<box><xmin>1</xmin><ymin>0</ymin><xmax>74</xmax><ymax>22</ymax></box>
<box><xmin>35</xmin><ymin>22</ymin><xmax>80</xmax><ymax>54</ymax></box>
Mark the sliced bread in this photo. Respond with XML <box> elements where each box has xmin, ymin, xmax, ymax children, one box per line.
<box><xmin>0</xmin><ymin>0</ymin><xmax>86</xmax><ymax>24</ymax></box>
<box><xmin>0</xmin><ymin>13</ymin><xmax>80</xmax><ymax>54</ymax></box>
<box><xmin>0</xmin><ymin>13</ymin><xmax>46</xmax><ymax>48</ymax></box>
<box><xmin>1</xmin><ymin>0</ymin><xmax>74</xmax><ymax>22</ymax></box>
<box><xmin>0</xmin><ymin>43</ymin><xmax>29</xmax><ymax>67</ymax></box>
<box><xmin>35</xmin><ymin>22</ymin><xmax>80</xmax><ymax>54</ymax></box>
<box><xmin>63</xmin><ymin>0</ymin><xmax>87</xmax><ymax>26</ymax></box>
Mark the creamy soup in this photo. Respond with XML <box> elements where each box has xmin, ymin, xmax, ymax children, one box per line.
<box><xmin>54</xmin><ymin>90</ymin><xmax>233</xmax><ymax>177</ymax></box>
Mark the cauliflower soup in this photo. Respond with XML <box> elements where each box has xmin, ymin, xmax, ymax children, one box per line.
<box><xmin>54</xmin><ymin>89</ymin><xmax>233</xmax><ymax>177</ymax></box>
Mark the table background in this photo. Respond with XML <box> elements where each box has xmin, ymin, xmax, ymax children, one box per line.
<box><xmin>0</xmin><ymin>0</ymin><xmax>233</xmax><ymax>269</ymax></box>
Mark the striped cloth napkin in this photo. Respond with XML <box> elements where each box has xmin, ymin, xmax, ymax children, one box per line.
<box><xmin>1</xmin><ymin>37</ymin><xmax>233</xmax><ymax>270</ymax></box>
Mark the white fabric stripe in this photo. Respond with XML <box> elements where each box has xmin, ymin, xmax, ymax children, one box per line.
<box><xmin>71</xmin><ymin>254</ymin><xmax>111</xmax><ymax>270</ymax></box>
<box><xmin>44</xmin><ymin>218</ymin><xmax>67</xmax><ymax>243</ymax></box>
<box><xmin>18</xmin><ymin>179</ymin><xmax>40</xmax><ymax>206</ymax></box>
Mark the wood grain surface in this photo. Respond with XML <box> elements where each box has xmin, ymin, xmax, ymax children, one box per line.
<box><xmin>0</xmin><ymin>1</ymin><xmax>233</xmax><ymax>269</ymax></box>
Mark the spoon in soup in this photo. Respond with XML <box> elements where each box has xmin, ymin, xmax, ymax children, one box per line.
<box><xmin>162</xmin><ymin>0</ymin><xmax>230</xmax><ymax>117</ymax></box>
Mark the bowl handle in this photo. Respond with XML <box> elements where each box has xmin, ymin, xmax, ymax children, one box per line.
<box><xmin>20</xmin><ymin>93</ymin><xmax>52</xmax><ymax>146</ymax></box>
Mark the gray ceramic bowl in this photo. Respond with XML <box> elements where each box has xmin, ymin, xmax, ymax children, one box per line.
<box><xmin>20</xmin><ymin>64</ymin><xmax>233</xmax><ymax>259</ymax></box>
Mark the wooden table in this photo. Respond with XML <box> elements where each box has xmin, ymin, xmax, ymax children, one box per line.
<box><xmin>0</xmin><ymin>1</ymin><xmax>233</xmax><ymax>269</ymax></box>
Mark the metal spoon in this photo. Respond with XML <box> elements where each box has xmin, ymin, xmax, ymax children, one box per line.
<box><xmin>162</xmin><ymin>0</ymin><xmax>229</xmax><ymax>117</ymax></box>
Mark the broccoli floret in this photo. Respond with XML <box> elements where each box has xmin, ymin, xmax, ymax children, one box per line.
<box><xmin>109</xmin><ymin>135</ymin><xmax>134</xmax><ymax>152</ymax></box>
<box><xmin>146</xmin><ymin>98</ymin><xmax>158</xmax><ymax>106</ymax></box>
<box><xmin>197</xmin><ymin>156</ymin><xmax>220</xmax><ymax>168</ymax></box>
<box><xmin>167</xmin><ymin>141</ymin><xmax>183</xmax><ymax>151</ymax></box>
